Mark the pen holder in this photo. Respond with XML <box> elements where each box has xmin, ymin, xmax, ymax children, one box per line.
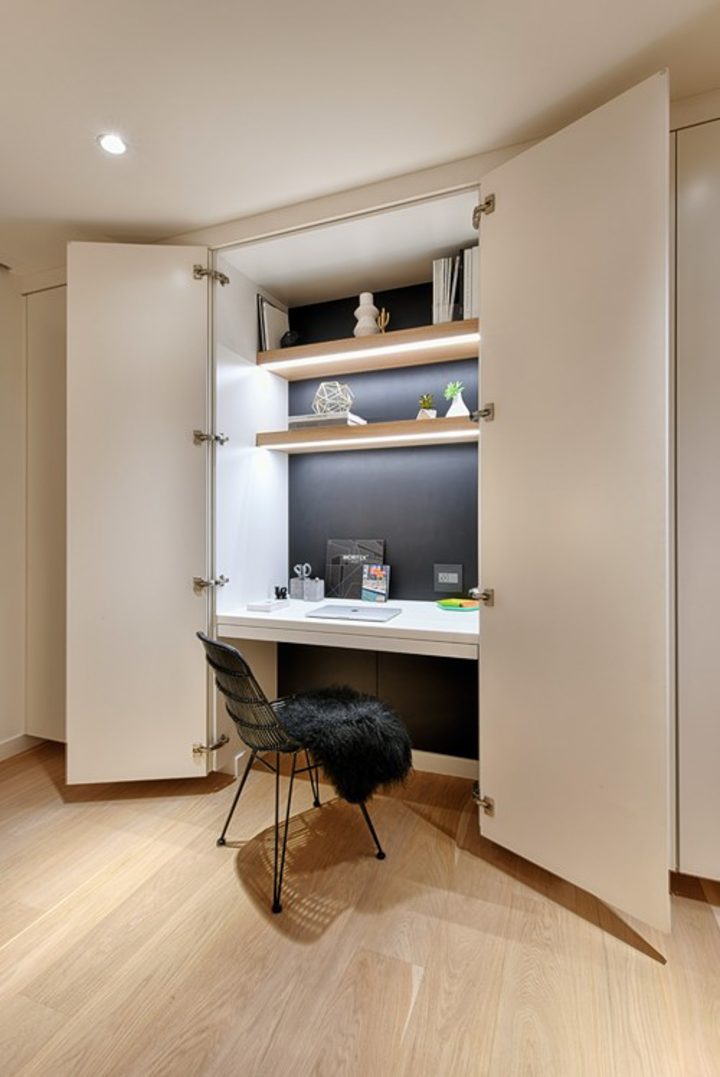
<box><xmin>289</xmin><ymin>577</ymin><xmax>305</xmax><ymax>599</ymax></box>
<box><xmin>303</xmin><ymin>577</ymin><xmax>325</xmax><ymax>602</ymax></box>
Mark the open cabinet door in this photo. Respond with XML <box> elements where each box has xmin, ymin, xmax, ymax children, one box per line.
<box><xmin>67</xmin><ymin>243</ymin><xmax>211</xmax><ymax>782</ymax></box>
<box><xmin>478</xmin><ymin>73</ymin><xmax>671</xmax><ymax>930</ymax></box>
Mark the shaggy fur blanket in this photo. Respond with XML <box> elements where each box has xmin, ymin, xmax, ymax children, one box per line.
<box><xmin>277</xmin><ymin>685</ymin><xmax>412</xmax><ymax>804</ymax></box>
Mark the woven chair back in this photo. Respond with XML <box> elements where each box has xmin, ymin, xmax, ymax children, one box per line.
<box><xmin>197</xmin><ymin>633</ymin><xmax>298</xmax><ymax>753</ymax></box>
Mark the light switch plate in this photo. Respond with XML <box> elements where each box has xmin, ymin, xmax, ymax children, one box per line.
<box><xmin>434</xmin><ymin>563</ymin><xmax>463</xmax><ymax>593</ymax></box>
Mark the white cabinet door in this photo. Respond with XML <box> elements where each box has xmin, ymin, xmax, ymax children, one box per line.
<box><xmin>67</xmin><ymin>243</ymin><xmax>211</xmax><ymax>782</ymax></box>
<box><xmin>479</xmin><ymin>74</ymin><xmax>671</xmax><ymax>930</ymax></box>
<box><xmin>677</xmin><ymin>119</ymin><xmax>720</xmax><ymax>879</ymax></box>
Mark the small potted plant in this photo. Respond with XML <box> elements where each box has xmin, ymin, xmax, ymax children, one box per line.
<box><xmin>417</xmin><ymin>392</ymin><xmax>436</xmax><ymax>420</ymax></box>
<box><xmin>444</xmin><ymin>380</ymin><xmax>469</xmax><ymax>417</ymax></box>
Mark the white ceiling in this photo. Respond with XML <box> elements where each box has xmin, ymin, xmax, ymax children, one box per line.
<box><xmin>220</xmin><ymin>190</ymin><xmax>478</xmax><ymax>305</ymax></box>
<box><xmin>2</xmin><ymin>0</ymin><xmax>720</xmax><ymax>274</ymax></box>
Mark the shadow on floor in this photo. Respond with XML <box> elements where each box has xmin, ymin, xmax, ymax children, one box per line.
<box><xmin>230</xmin><ymin>797</ymin><xmax>401</xmax><ymax>941</ymax></box>
<box><xmin>38</xmin><ymin>741</ymin><xmax>235</xmax><ymax>802</ymax></box>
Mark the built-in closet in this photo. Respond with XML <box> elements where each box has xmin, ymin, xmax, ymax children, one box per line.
<box><xmin>61</xmin><ymin>72</ymin><xmax>673</xmax><ymax>930</ymax></box>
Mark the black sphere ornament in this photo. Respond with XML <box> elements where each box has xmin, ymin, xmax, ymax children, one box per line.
<box><xmin>280</xmin><ymin>330</ymin><xmax>300</xmax><ymax>348</ymax></box>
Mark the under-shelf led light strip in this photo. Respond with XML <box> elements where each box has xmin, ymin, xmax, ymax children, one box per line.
<box><xmin>265</xmin><ymin>428</ymin><xmax>478</xmax><ymax>452</ymax></box>
<box><xmin>260</xmin><ymin>329</ymin><xmax>481</xmax><ymax>373</ymax></box>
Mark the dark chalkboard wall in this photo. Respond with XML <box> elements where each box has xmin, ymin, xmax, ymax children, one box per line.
<box><xmin>289</xmin><ymin>282</ymin><xmax>433</xmax><ymax>344</ymax></box>
<box><xmin>288</xmin><ymin>360</ymin><xmax>478</xmax><ymax>601</ymax></box>
<box><xmin>278</xmin><ymin>645</ymin><xmax>478</xmax><ymax>759</ymax></box>
<box><xmin>287</xmin><ymin>286</ymin><xmax>478</xmax><ymax>601</ymax></box>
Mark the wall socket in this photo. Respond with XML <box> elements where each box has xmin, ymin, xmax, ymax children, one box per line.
<box><xmin>434</xmin><ymin>563</ymin><xmax>463</xmax><ymax>593</ymax></box>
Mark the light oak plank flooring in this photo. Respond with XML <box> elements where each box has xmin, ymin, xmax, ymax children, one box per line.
<box><xmin>1</xmin><ymin>743</ymin><xmax>719</xmax><ymax>1077</ymax></box>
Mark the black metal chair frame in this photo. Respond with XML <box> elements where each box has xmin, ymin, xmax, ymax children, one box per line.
<box><xmin>198</xmin><ymin>634</ymin><xmax>386</xmax><ymax>914</ymax></box>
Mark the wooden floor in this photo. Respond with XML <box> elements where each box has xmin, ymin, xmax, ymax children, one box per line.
<box><xmin>1</xmin><ymin>745</ymin><xmax>719</xmax><ymax>1077</ymax></box>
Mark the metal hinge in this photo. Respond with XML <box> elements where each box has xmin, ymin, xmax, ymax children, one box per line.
<box><xmin>471</xmin><ymin>403</ymin><xmax>495</xmax><ymax>423</ymax></box>
<box><xmin>193</xmin><ymin>575</ymin><xmax>230</xmax><ymax>594</ymax></box>
<box><xmin>472</xmin><ymin>193</ymin><xmax>495</xmax><ymax>229</ymax></box>
<box><xmin>193</xmin><ymin>429</ymin><xmax>229</xmax><ymax>446</ymax></box>
<box><xmin>472</xmin><ymin>783</ymin><xmax>495</xmax><ymax>816</ymax></box>
<box><xmin>192</xmin><ymin>733</ymin><xmax>230</xmax><ymax>756</ymax></box>
<box><xmin>477</xmin><ymin>589</ymin><xmax>494</xmax><ymax>607</ymax></box>
<box><xmin>193</xmin><ymin>265</ymin><xmax>230</xmax><ymax>286</ymax></box>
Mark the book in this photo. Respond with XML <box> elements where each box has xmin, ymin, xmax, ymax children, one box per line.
<box><xmin>361</xmin><ymin>563</ymin><xmax>391</xmax><ymax>603</ymax></box>
<box><xmin>288</xmin><ymin>411</ymin><xmax>366</xmax><ymax>429</ymax></box>
<box><xmin>432</xmin><ymin>254</ymin><xmax>460</xmax><ymax>323</ymax></box>
<box><xmin>463</xmin><ymin>245</ymin><xmax>479</xmax><ymax>318</ymax></box>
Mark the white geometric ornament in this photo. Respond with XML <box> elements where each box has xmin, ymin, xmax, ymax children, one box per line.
<box><xmin>312</xmin><ymin>381</ymin><xmax>354</xmax><ymax>414</ymax></box>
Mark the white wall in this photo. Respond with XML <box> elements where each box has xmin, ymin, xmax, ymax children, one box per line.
<box><xmin>165</xmin><ymin>147</ymin><xmax>529</xmax><ymax>253</ymax></box>
<box><xmin>0</xmin><ymin>272</ymin><xmax>33</xmax><ymax>760</ymax></box>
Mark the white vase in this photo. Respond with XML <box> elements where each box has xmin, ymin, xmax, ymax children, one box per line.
<box><xmin>446</xmin><ymin>391</ymin><xmax>470</xmax><ymax>417</ymax></box>
<box><xmin>354</xmin><ymin>292</ymin><xmax>379</xmax><ymax>337</ymax></box>
<box><xmin>416</xmin><ymin>408</ymin><xmax>437</xmax><ymax>420</ymax></box>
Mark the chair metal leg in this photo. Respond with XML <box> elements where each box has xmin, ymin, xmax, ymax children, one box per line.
<box><xmin>306</xmin><ymin>749</ymin><xmax>320</xmax><ymax>807</ymax></box>
<box><xmin>358</xmin><ymin>800</ymin><xmax>386</xmax><ymax>860</ymax></box>
<box><xmin>216</xmin><ymin>750</ymin><xmax>257</xmax><ymax>847</ymax></box>
<box><xmin>272</xmin><ymin>752</ymin><xmax>297</xmax><ymax>914</ymax></box>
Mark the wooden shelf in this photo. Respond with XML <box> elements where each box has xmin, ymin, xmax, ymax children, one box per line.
<box><xmin>256</xmin><ymin>319</ymin><xmax>479</xmax><ymax>381</ymax></box>
<box><xmin>256</xmin><ymin>416</ymin><xmax>479</xmax><ymax>454</ymax></box>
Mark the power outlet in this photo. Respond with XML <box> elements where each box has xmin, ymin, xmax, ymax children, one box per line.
<box><xmin>434</xmin><ymin>563</ymin><xmax>463</xmax><ymax>593</ymax></box>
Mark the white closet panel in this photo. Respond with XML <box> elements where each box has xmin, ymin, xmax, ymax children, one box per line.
<box><xmin>26</xmin><ymin>286</ymin><xmax>67</xmax><ymax>741</ymax></box>
<box><xmin>677</xmin><ymin>119</ymin><xmax>720</xmax><ymax>879</ymax></box>
<box><xmin>213</xmin><ymin>255</ymin><xmax>288</xmax><ymax>614</ymax></box>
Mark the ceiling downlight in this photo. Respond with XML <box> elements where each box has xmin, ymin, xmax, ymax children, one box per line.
<box><xmin>97</xmin><ymin>133</ymin><xmax>127</xmax><ymax>156</ymax></box>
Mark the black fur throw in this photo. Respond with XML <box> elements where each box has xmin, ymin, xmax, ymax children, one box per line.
<box><xmin>277</xmin><ymin>685</ymin><xmax>412</xmax><ymax>804</ymax></box>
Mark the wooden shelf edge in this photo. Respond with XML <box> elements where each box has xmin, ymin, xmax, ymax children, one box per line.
<box><xmin>256</xmin><ymin>416</ymin><xmax>479</xmax><ymax>454</ymax></box>
<box><xmin>256</xmin><ymin>319</ymin><xmax>479</xmax><ymax>381</ymax></box>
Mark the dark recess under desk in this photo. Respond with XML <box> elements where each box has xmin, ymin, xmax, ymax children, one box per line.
<box><xmin>278</xmin><ymin>643</ymin><xmax>478</xmax><ymax>760</ymax></box>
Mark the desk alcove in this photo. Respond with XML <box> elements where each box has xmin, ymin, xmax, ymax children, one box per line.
<box><xmin>212</xmin><ymin>196</ymin><xmax>482</xmax><ymax>777</ymax></box>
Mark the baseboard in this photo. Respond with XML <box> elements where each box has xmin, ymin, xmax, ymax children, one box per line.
<box><xmin>411</xmin><ymin>749</ymin><xmax>477</xmax><ymax>779</ymax></box>
<box><xmin>0</xmin><ymin>733</ymin><xmax>44</xmax><ymax>762</ymax></box>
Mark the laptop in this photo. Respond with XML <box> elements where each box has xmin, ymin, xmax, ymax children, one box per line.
<box><xmin>306</xmin><ymin>604</ymin><xmax>401</xmax><ymax>623</ymax></box>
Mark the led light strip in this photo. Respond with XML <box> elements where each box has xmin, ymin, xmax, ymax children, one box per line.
<box><xmin>260</xmin><ymin>330</ymin><xmax>480</xmax><ymax>372</ymax></box>
<box><xmin>261</xmin><ymin>428</ymin><xmax>478</xmax><ymax>452</ymax></box>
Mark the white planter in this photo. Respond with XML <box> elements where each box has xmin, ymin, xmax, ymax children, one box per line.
<box><xmin>354</xmin><ymin>291</ymin><xmax>380</xmax><ymax>337</ymax></box>
<box><xmin>416</xmin><ymin>408</ymin><xmax>437</xmax><ymax>420</ymax></box>
<box><xmin>446</xmin><ymin>391</ymin><xmax>470</xmax><ymax>417</ymax></box>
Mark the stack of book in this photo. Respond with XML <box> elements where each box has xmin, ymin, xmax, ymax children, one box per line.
<box><xmin>463</xmin><ymin>245</ymin><xmax>479</xmax><ymax>318</ymax></box>
<box><xmin>432</xmin><ymin>246</ymin><xmax>480</xmax><ymax>322</ymax></box>
<box><xmin>288</xmin><ymin>411</ymin><xmax>367</xmax><ymax>430</ymax></box>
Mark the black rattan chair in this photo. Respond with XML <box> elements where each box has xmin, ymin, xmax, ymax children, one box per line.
<box><xmin>197</xmin><ymin>632</ymin><xmax>386</xmax><ymax>914</ymax></box>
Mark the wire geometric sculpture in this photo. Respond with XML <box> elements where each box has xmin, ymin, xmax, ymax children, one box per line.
<box><xmin>312</xmin><ymin>381</ymin><xmax>354</xmax><ymax>415</ymax></box>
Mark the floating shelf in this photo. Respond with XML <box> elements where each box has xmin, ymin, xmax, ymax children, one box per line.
<box><xmin>256</xmin><ymin>416</ymin><xmax>479</xmax><ymax>454</ymax></box>
<box><xmin>257</xmin><ymin>319</ymin><xmax>479</xmax><ymax>381</ymax></box>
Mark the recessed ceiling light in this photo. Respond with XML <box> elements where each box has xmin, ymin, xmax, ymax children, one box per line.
<box><xmin>97</xmin><ymin>133</ymin><xmax>127</xmax><ymax>156</ymax></box>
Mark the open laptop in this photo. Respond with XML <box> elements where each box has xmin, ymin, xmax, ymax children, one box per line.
<box><xmin>306</xmin><ymin>604</ymin><xmax>401</xmax><ymax>623</ymax></box>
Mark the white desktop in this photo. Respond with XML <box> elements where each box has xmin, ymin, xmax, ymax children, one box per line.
<box><xmin>216</xmin><ymin>597</ymin><xmax>479</xmax><ymax>660</ymax></box>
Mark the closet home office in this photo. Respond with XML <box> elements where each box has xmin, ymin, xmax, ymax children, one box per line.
<box><xmin>57</xmin><ymin>71</ymin><xmax>682</xmax><ymax>933</ymax></box>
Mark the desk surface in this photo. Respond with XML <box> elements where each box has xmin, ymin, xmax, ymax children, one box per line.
<box><xmin>217</xmin><ymin>598</ymin><xmax>479</xmax><ymax>660</ymax></box>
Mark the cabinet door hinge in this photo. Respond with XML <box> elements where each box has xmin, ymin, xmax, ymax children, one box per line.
<box><xmin>472</xmin><ymin>782</ymin><xmax>495</xmax><ymax>816</ymax></box>
<box><xmin>193</xmin><ymin>429</ymin><xmax>229</xmax><ymax>446</ymax></box>
<box><xmin>472</xmin><ymin>193</ymin><xmax>495</xmax><ymax>229</ymax></box>
<box><xmin>192</xmin><ymin>734</ymin><xmax>230</xmax><ymax>756</ymax></box>
<box><xmin>471</xmin><ymin>403</ymin><xmax>495</xmax><ymax>423</ymax></box>
<box><xmin>193</xmin><ymin>265</ymin><xmax>230</xmax><ymax>287</ymax></box>
<box><xmin>193</xmin><ymin>575</ymin><xmax>229</xmax><ymax>594</ymax></box>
